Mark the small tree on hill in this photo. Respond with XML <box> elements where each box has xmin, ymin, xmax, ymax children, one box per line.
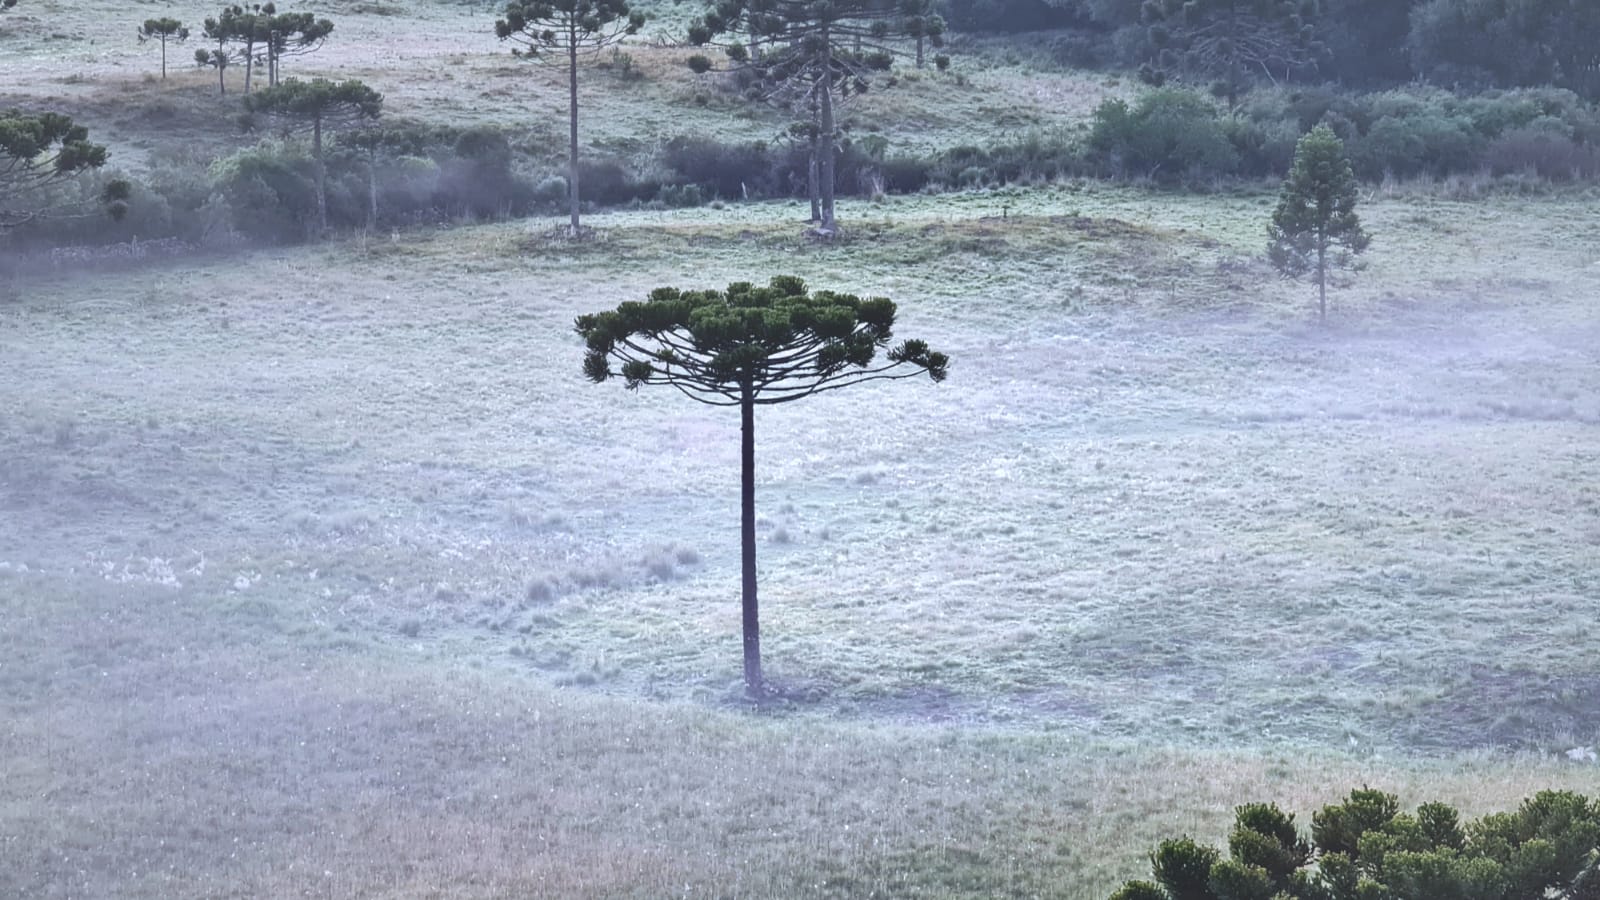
<box><xmin>576</xmin><ymin>276</ymin><xmax>948</xmax><ymax>697</ymax></box>
<box><xmin>195</xmin><ymin>47</ymin><xmax>231</xmax><ymax>94</ymax></box>
<box><xmin>245</xmin><ymin>78</ymin><xmax>382</xmax><ymax>235</ymax></box>
<box><xmin>203</xmin><ymin>3</ymin><xmax>273</xmax><ymax>94</ymax></box>
<box><xmin>262</xmin><ymin>9</ymin><xmax>334</xmax><ymax>87</ymax></box>
<box><xmin>138</xmin><ymin>18</ymin><xmax>190</xmax><ymax>80</ymax></box>
<box><xmin>1</xmin><ymin>110</ymin><xmax>127</xmax><ymax>230</ymax></box>
<box><xmin>1268</xmin><ymin>124</ymin><xmax>1368</xmax><ymax>322</ymax></box>
<box><xmin>688</xmin><ymin>0</ymin><xmax>941</xmax><ymax>234</ymax></box>
<box><xmin>494</xmin><ymin>0</ymin><xmax>644</xmax><ymax>235</ymax></box>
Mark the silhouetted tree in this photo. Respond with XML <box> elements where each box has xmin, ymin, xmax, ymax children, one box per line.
<box><xmin>262</xmin><ymin>9</ymin><xmax>334</xmax><ymax>87</ymax></box>
<box><xmin>0</xmin><ymin>110</ymin><xmax>127</xmax><ymax>229</ymax></box>
<box><xmin>688</xmin><ymin>0</ymin><xmax>942</xmax><ymax>234</ymax></box>
<box><xmin>494</xmin><ymin>0</ymin><xmax>644</xmax><ymax>234</ymax></box>
<box><xmin>138</xmin><ymin>18</ymin><xmax>190</xmax><ymax>80</ymax></box>
<box><xmin>575</xmin><ymin>276</ymin><xmax>948</xmax><ymax>697</ymax></box>
<box><xmin>1408</xmin><ymin>0</ymin><xmax>1600</xmax><ymax>100</ymax></box>
<box><xmin>1142</xmin><ymin>0</ymin><xmax>1323</xmax><ymax>108</ymax></box>
<box><xmin>245</xmin><ymin>78</ymin><xmax>382</xmax><ymax>234</ymax></box>
<box><xmin>1268</xmin><ymin>124</ymin><xmax>1369</xmax><ymax>321</ymax></box>
<box><xmin>195</xmin><ymin>47</ymin><xmax>231</xmax><ymax>94</ymax></box>
<box><xmin>203</xmin><ymin>3</ymin><xmax>272</xmax><ymax>94</ymax></box>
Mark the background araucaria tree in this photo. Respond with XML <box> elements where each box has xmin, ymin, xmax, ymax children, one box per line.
<box><xmin>575</xmin><ymin>276</ymin><xmax>948</xmax><ymax>697</ymax></box>
<box><xmin>244</xmin><ymin>78</ymin><xmax>382</xmax><ymax>235</ymax></box>
<box><xmin>1268</xmin><ymin>123</ymin><xmax>1369</xmax><ymax>321</ymax></box>
<box><xmin>495</xmin><ymin>0</ymin><xmax>644</xmax><ymax>234</ymax></box>
<box><xmin>138</xmin><ymin>18</ymin><xmax>189</xmax><ymax>80</ymax></box>
<box><xmin>0</xmin><ymin>110</ymin><xmax>126</xmax><ymax>230</ymax></box>
<box><xmin>687</xmin><ymin>0</ymin><xmax>942</xmax><ymax>234</ymax></box>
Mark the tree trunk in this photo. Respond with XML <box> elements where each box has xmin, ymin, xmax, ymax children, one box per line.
<box><xmin>244</xmin><ymin>38</ymin><xmax>255</xmax><ymax>93</ymax></box>
<box><xmin>313</xmin><ymin>115</ymin><xmax>327</xmax><ymax>236</ymax></box>
<box><xmin>160</xmin><ymin>39</ymin><xmax>167</xmax><ymax>80</ymax></box>
<box><xmin>367</xmin><ymin>153</ymin><xmax>379</xmax><ymax>231</ymax></box>
<box><xmin>740</xmin><ymin>380</ymin><xmax>762</xmax><ymax>697</ymax></box>
<box><xmin>567</xmin><ymin>26</ymin><xmax>581</xmax><ymax>234</ymax></box>
<box><xmin>916</xmin><ymin>34</ymin><xmax>924</xmax><ymax>69</ymax></box>
<box><xmin>218</xmin><ymin>61</ymin><xmax>226</xmax><ymax>96</ymax></box>
<box><xmin>807</xmin><ymin>107</ymin><xmax>821</xmax><ymax>223</ymax></box>
<box><xmin>1317</xmin><ymin>243</ymin><xmax>1327</xmax><ymax>322</ymax></box>
<box><xmin>817</xmin><ymin>43</ymin><xmax>837</xmax><ymax>233</ymax></box>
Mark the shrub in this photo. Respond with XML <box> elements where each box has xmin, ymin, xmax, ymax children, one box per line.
<box><xmin>660</xmin><ymin>135</ymin><xmax>774</xmax><ymax>198</ymax></box>
<box><xmin>1108</xmin><ymin>789</ymin><xmax>1600</xmax><ymax>900</ymax></box>
<box><xmin>209</xmin><ymin>141</ymin><xmax>319</xmax><ymax>243</ymax></box>
<box><xmin>1087</xmin><ymin>89</ymin><xmax>1238</xmax><ymax>182</ymax></box>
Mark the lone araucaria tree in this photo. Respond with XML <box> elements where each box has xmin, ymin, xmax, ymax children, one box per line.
<box><xmin>1268</xmin><ymin>124</ymin><xmax>1369</xmax><ymax>322</ymax></box>
<box><xmin>138</xmin><ymin>18</ymin><xmax>190</xmax><ymax>80</ymax></box>
<box><xmin>576</xmin><ymin>276</ymin><xmax>949</xmax><ymax>697</ymax></box>
<box><xmin>495</xmin><ymin>0</ymin><xmax>644</xmax><ymax>235</ymax></box>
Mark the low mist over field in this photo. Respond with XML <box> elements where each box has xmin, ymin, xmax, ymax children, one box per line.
<box><xmin>4</xmin><ymin>0</ymin><xmax>1600</xmax><ymax>896</ymax></box>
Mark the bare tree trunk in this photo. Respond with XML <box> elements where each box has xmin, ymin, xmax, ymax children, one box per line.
<box><xmin>916</xmin><ymin>34</ymin><xmax>924</xmax><ymax>68</ymax></box>
<box><xmin>1317</xmin><ymin>243</ymin><xmax>1327</xmax><ymax>322</ymax></box>
<box><xmin>313</xmin><ymin>115</ymin><xmax>327</xmax><ymax>236</ymax></box>
<box><xmin>807</xmin><ymin>104</ymin><xmax>821</xmax><ymax>223</ymax></box>
<box><xmin>740</xmin><ymin>381</ymin><xmax>762</xmax><ymax>697</ymax></box>
<box><xmin>160</xmin><ymin>39</ymin><xmax>167</xmax><ymax>80</ymax></box>
<box><xmin>244</xmin><ymin>38</ymin><xmax>255</xmax><ymax>93</ymax></box>
<box><xmin>567</xmin><ymin>27</ymin><xmax>581</xmax><ymax>234</ymax></box>
<box><xmin>817</xmin><ymin>40</ymin><xmax>837</xmax><ymax>234</ymax></box>
<box><xmin>367</xmin><ymin>154</ymin><xmax>379</xmax><ymax>231</ymax></box>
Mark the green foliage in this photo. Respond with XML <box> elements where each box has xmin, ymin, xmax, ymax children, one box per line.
<box><xmin>1088</xmin><ymin>88</ymin><xmax>1239</xmax><ymax>182</ymax></box>
<box><xmin>244</xmin><ymin>77</ymin><xmax>383</xmax><ymax>144</ymax></box>
<box><xmin>1231</xmin><ymin>804</ymin><xmax>1311</xmax><ymax>885</ymax></box>
<box><xmin>1152</xmin><ymin>837</ymin><xmax>1221</xmax><ymax>900</ymax></box>
<box><xmin>1111</xmin><ymin>789</ymin><xmax>1600</xmax><ymax>900</ymax></box>
<box><xmin>576</xmin><ymin>276</ymin><xmax>947</xmax><ymax>399</ymax></box>
<box><xmin>1312</xmin><ymin>788</ymin><xmax>1400</xmax><ymax>860</ymax></box>
<box><xmin>1267</xmin><ymin>124</ymin><xmax>1368</xmax><ymax>319</ymax></box>
<box><xmin>208</xmin><ymin>140</ymin><xmax>318</xmax><ymax>241</ymax></box>
<box><xmin>495</xmin><ymin>0</ymin><xmax>643</xmax><ymax>58</ymax></box>
<box><xmin>1110</xmin><ymin>881</ymin><xmax>1169</xmax><ymax>900</ymax></box>
<box><xmin>0</xmin><ymin>109</ymin><xmax>112</xmax><ymax>228</ymax></box>
<box><xmin>1206</xmin><ymin>859</ymin><xmax>1276</xmax><ymax>900</ymax></box>
<box><xmin>137</xmin><ymin>17</ymin><xmax>190</xmax><ymax>79</ymax></box>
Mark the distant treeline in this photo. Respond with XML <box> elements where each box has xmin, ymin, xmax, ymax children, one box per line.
<box><xmin>948</xmin><ymin>0</ymin><xmax>1600</xmax><ymax>98</ymax></box>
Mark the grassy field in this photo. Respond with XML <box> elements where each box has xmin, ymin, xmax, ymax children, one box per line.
<box><xmin>5</xmin><ymin>1</ymin><xmax>1600</xmax><ymax>897</ymax></box>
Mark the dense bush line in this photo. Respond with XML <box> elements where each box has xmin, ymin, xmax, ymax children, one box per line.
<box><xmin>1113</xmin><ymin>787</ymin><xmax>1600</xmax><ymax>900</ymax></box>
<box><xmin>955</xmin><ymin>0</ymin><xmax>1600</xmax><ymax>99</ymax></box>
<box><xmin>10</xmin><ymin>80</ymin><xmax>1600</xmax><ymax>252</ymax></box>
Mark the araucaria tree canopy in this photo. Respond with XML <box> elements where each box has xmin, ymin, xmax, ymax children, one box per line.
<box><xmin>576</xmin><ymin>276</ymin><xmax>948</xmax><ymax>696</ymax></box>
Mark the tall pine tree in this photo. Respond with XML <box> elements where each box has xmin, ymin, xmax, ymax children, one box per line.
<box><xmin>1268</xmin><ymin>125</ymin><xmax>1370</xmax><ymax>321</ymax></box>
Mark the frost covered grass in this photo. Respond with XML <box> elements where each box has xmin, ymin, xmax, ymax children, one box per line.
<box><xmin>4</xmin><ymin>185</ymin><xmax>1600</xmax><ymax>897</ymax></box>
<box><xmin>3</xmin><ymin>572</ymin><xmax>1597</xmax><ymax>899</ymax></box>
